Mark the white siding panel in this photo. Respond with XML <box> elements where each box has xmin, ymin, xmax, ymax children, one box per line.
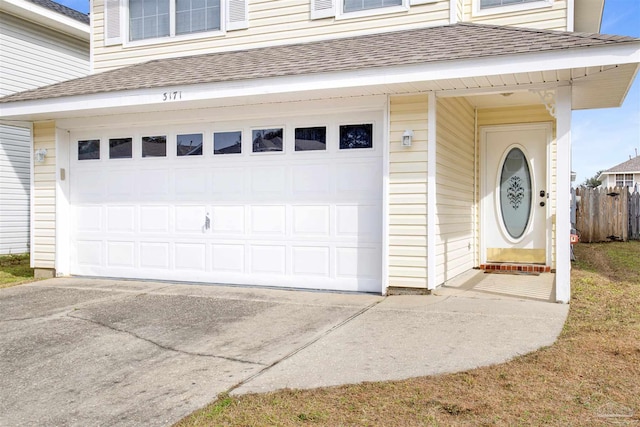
<box><xmin>0</xmin><ymin>125</ymin><xmax>31</xmax><ymax>254</ymax></box>
<box><xmin>32</xmin><ymin>122</ymin><xmax>57</xmax><ymax>268</ymax></box>
<box><xmin>388</xmin><ymin>95</ymin><xmax>429</xmax><ymax>289</ymax></box>
<box><xmin>0</xmin><ymin>12</ymin><xmax>89</xmax><ymax>96</ymax></box>
<box><xmin>435</xmin><ymin>97</ymin><xmax>475</xmax><ymax>285</ymax></box>
<box><xmin>92</xmin><ymin>0</ymin><xmax>451</xmax><ymax>71</ymax></box>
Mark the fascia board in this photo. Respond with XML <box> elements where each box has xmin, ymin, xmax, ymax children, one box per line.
<box><xmin>2</xmin><ymin>42</ymin><xmax>639</xmax><ymax>120</ymax></box>
<box><xmin>0</xmin><ymin>0</ymin><xmax>89</xmax><ymax>40</ymax></box>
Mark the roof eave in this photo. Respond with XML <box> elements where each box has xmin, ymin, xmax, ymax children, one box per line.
<box><xmin>0</xmin><ymin>0</ymin><xmax>89</xmax><ymax>40</ymax></box>
<box><xmin>1</xmin><ymin>41</ymin><xmax>639</xmax><ymax>121</ymax></box>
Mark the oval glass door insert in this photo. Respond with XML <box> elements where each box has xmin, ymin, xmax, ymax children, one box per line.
<box><xmin>499</xmin><ymin>148</ymin><xmax>532</xmax><ymax>239</ymax></box>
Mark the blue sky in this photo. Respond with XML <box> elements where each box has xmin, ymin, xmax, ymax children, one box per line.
<box><xmin>57</xmin><ymin>0</ymin><xmax>639</xmax><ymax>185</ymax></box>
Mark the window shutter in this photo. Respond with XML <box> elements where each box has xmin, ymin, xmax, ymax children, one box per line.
<box><xmin>227</xmin><ymin>0</ymin><xmax>249</xmax><ymax>30</ymax></box>
<box><xmin>104</xmin><ymin>0</ymin><xmax>122</xmax><ymax>45</ymax></box>
<box><xmin>311</xmin><ymin>0</ymin><xmax>335</xmax><ymax>19</ymax></box>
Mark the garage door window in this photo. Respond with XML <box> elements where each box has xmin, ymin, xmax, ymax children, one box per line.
<box><xmin>177</xmin><ymin>133</ymin><xmax>203</xmax><ymax>156</ymax></box>
<box><xmin>214</xmin><ymin>131</ymin><xmax>242</xmax><ymax>154</ymax></box>
<box><xmin>252</xmin><ymin>128</ymin><xmax>283</xmax><ymax>153</ymax></box>
<box><xmin>295</xmin><ymin>127</ymin><xmax>326</xmax><ymax>151</ymax></box>
<box><xmin>142</xmin><ymin>135</ymin><xmax>167</xmax><ymax>157</ymax></box>
<box><xmin>340</xmin><ymin>124</ymin><xmax>373</xmax><ymax>149</ymax></box>
<box><xmin>78</xmin><ymin>139</ymin><xmax>100</xmax><ymax>160</ymax></box>
<box><xmin>109</xmin><ymin>137</ymin><xmax>133</xmax><ymax>159</ymax></box>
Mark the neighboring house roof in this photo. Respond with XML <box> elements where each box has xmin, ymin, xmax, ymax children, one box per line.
<box><xmin>1</xmin><ymin>23</ymin><xmax>638</xmax><ymax>104</ymax></box>
<box><xmin>598</xmin><ymin>156</ymin><xmax>640</xmax><ymax>179</ymax></box>
<box><xmin>25</xmin><ymin>0</ymin><xmax>89</xmax><ymax>24</ymax></box>
<box><xmin>1</xmin><ymin>0</ymin><xmax>89</xmax><ymax>40</ymax></box>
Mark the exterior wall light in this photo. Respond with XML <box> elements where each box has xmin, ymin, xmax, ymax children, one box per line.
<box><xmin>34</xmin><ymin>148</ymin><xmax>48</xmax><ymax>163</ymax></box>
<box><xmin>402</xmin><ymin>129</ymin><xmax>413</xmax><ymax>147</ymax></box>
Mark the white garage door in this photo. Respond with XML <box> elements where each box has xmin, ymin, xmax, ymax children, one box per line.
<box><xmin>68</xmin><ymin>112</ymin><xmax>383</xmax><ymax>292</ymax></box>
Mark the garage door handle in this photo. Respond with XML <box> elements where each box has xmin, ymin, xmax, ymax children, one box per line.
<box><xmin>204</xmin><ymin>213</ymin><xmax>211</xmax><ymax>231</ymax></box>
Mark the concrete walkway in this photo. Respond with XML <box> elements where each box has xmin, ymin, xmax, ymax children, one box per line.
<box><xmin>0</xmin><ymin>276</ymin><xmax>568</xmax><ymax>427</ymax></box>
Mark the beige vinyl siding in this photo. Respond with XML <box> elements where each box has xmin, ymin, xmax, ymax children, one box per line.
<box><xmin>92</xmin><ymin>0</ymin><xmax>451</xmax><ymax>72</ymax></box>
<box><xmin>0</xmin><ymin>12</ymin><xmax>89</xmax><ymax>96</ymax></box>
<box><xmin>388</xmin><ymin>95</ymin><xmax>429</xmax><ymax>289</ymax></box>
<box><xmin>435</xmin><ymin>97</ymin><xmax>475</xmax><ymax>284</ymax></box>
<box><xmin>32</xmin><ymin>122</ymin><xmax>56</xmax><ymax>270</ymax></box>
<box><xmin>0</xmin><ymin>125</ymin><xmax>31</xmax><ymax>254</ymax></box>
<box><xmin>461</xmin><ymin>0</ymin><xmax>567</xmax><ymax>30</ymax></box>
<box><xmin>477</xmin><ymin>104</ymin><xmax>556</xmax><ymax>267</ymax></box>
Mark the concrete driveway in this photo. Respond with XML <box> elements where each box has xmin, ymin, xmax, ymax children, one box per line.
<box><xmin>0</xmin><ymin>277</ymin><xmax>568</xmax><ymax>427</ymax></box>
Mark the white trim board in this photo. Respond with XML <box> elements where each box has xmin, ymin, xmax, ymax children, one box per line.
<box><xmin>2</xmin><ymin>43</ymin><xmax>639</xmax><ymax>120</ymax></box>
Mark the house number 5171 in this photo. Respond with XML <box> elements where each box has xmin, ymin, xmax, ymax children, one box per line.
<box><xmin>162</xmin><ymin>91</ymin><xmax>182</xmax><ymax>101</ymax></box>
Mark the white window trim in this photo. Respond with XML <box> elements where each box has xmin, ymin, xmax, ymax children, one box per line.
<box><xmin>335</xmin><ymin>0</ymin><xmax>409</xmax><ymax>20</ymax></box>
<box><xmin>472</xmin><ymin>0</ymin><xmax>553</xmax><ymax>17</ymax></box>
<box><xmin>123</xmin><ymin>0</ymin><xmax>227</xmax><ymax>47</ymax></box>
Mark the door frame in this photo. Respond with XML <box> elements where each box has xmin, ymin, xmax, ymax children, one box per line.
<box><xmin>479</xmin><ymin>122</ymin><xmax>553</xmax><ymax>266</ymax></box>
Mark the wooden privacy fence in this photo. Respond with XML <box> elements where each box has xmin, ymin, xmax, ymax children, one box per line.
<box><xmin>575</xmin><ymin>186</ymin><xmax>640</xmax><ymax>242</ymax></box>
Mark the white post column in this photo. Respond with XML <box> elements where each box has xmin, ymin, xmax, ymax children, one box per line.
<box><xmin>427</xmin><ymin>92</ymin><xmax>437</xmax><ymax>291</ymax></box>
<box><xmin>555</xmin><ymin>85</ymin><xmax>572</xmax><ymax>303</ymax></box>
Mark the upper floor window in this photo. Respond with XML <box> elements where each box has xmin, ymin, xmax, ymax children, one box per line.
<box><xmin>343</xmin><ymin>0</ymin><xmax>401</xmax><ymax>13</ymax></box>
<box><xmin>104</xmin><ymin>0</ymin><xmax>248</xmax><ymax>46</ymax></box>
<box><xmin>311</xmin><ymin>0</ymin><xmax>427</xmax><ymax>20</ymax></box>
<box><xmin>129</xmin><ymin>0</ymin><xmax>221</xmax><ymax>41</ymax></box>
<box><xmin>473</xmin><ymin>0</ymin><xmax>552</xmax><ymax>16</ymax></box>
<box><xmin>615</xmin><ymin>174</ymin><xmax>634</xmax><ymax>187</ymax></box>
<box><xmin>479</xmin><ymin>0</ymin><xmax>540</xmax><ymax>9</ymax></box>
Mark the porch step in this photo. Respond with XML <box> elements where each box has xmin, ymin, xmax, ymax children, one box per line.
<box><xmin>480</xmin><ymin>264</ymin><xmax>551</xmax><ymax>274</ymax></box>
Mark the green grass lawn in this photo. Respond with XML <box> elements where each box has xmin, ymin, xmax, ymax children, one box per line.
<box><xmin>176</xmin><ymin>241</ymin><xmax>640</xmax><ymax>426</ymax></box>
<box><xmin>0</xmin><ymin>253</ymin><xmax>35</xmax><ymax>289</ymax></box>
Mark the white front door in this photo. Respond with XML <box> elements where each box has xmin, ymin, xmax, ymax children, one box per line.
<box><xmin>481</xmin><ymin>124</ymin><xmax>550</xmax><ymax>264</ymax></box>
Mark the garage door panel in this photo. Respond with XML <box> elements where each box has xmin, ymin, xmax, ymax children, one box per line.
<box><xmin>336</xmin><ymin>246</ymin><xmax>379</xmax><ymax>279</ymax></box>
<box><xmin>335</xmin><ymin>161</ymin><xmax>382</xmax><ymax>197</ymax></box>
<box><xmin>106</xmin><ymin>206</ymin><xmax>135</xmax><ymax>233</ymax></box>
<box><xmin>76</xmin><ymin>240</ymin><xmax>102</xmax><ymax>266</ymax></box>
<box><xmin>107</xmin><ymin>241</ymin><xmax>135</xmax><ymax>267</ymax></box>
<box><xmin>139</xmin><ymin>169</ymin><xmax>170</xmax><ymax>200</ymax></box>
<box><xmin>174</xmin><ymin>168</ymin><xmax>208</xmax><ymax>199</ymax></box>
<box><xmin>175</xmin><ymin>206</ymin><xmax>207</xmax><ymax>233</ymax></box>
<box><xmin>336</xmin><ymin>205</ymin><xmax>381</xmax><ymax>240</ymax></box>
<box><xmin>250</xmin><ymin>245</ymin><xmax>286</xmax><ymax>274</ymax></box>
<box><xmin>75</xmin><ymin>206</ymin><xmax>102</xmax><ymax>232</ymax></box>
<box><xmin>211</xmin><ymin>244</ymin><xmax>245</xmax><ymax>273</ymax></box>
<box><xmin>140</xmin><ymin>206</ymin><xmax>170</xmax><ymax>233</ymax></box>
<box><xmin>292</xmin><ymin>246</ymin><xmax>330</xmax><ymax>277</ymax></box>
<box><xmin>212</xmin><ymin>168</ymin><xmax>245</xmax><ymax>199</ymax></box>
<box><xmin>292</xmin><ymin>205</ymin><xmax>330</xmax><ymax>236</ymax></box>
<box><xmin>175</xmin><ymin>243</ymin><xmax>206</xmax><ymax>270</ymax></box>
<box><xmin>71</xmin><ymin>170</ymin><xmax>104</xmax><ymax>203</ymax></box>
<box><xmin>106</xmin><ymin>170</ymin><xmax>136</xmax><ymax>200</ymax></box>
<box><xmin>140</xmin><ymin>242</ymin><xmax>170</xmax><ymax>269</ymax></box>
<box><xmin>291</xmin><ymin>164</ymin><xmax>331</xmax><ymax>196</ymax></box>
<box><xmin>211</xmin><ymin>206</ymin><xmax>245</xmax><ymax>234</ymax></box>
<box><xmin>251</xmin><ymin>167</ymin><xmax>286</xmax><ymax>198</ymax></box>
<box><xmin>250</xmin><ymin>205</ymin><xmax>286</xmax><ymax>235</ymax></box>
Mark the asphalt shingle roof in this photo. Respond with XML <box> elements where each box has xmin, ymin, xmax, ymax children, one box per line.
<box><xmin>602</xmin><ymin>156</ymin><xmax>640</xmax><ymax>173</ymax></box>
<box><xmin>1</xmin><ymin>23</ymin><xmax>638</xmax><ymax>104</ymax></box>
<box><xmin>27</xmin><ymin>0</ymin><xmax>90</xmax><ymax>24</ymax></box>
